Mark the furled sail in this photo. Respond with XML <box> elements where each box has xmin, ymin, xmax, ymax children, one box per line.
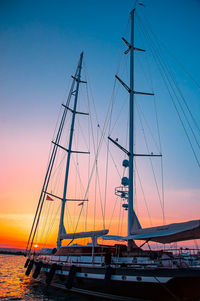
<box><xmin>129</xmin><ymin>219</ymin><xmax>200</xmax><ymax>243</ymax></box>
<box><xmin>102</xmin><ymin>220</ymin><xmax>200</xmax><ymax>244</ymax></box>
<box><xmin>60</xmin><ymin>229</ymin><xmax>109</xmax><ymax>240</ymax></box>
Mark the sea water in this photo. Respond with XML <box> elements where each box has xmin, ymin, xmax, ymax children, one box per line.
<box><xmin>0</xmin><ymin>255</ymin><xmax>94</xmax><ymax>300</ymax></box>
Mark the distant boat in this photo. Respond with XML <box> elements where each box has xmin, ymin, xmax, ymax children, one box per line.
<box><xmin>24</xmin><ymin>4</ymin><xmax>200</xmax><ymax>301</ymax></box>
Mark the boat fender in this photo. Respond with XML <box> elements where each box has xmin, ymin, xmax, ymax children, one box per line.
<box><xmin>104</xmin><ymin>265</ymin><xmax>114</xmax><ymax>284</ymax></box>
<box><xmin>25</xmin><ymin>259</ymin><xmax>34</xmax><ymax>276</ymax></box>
<box><xmin>32</xmin><ymin>261</ymin><xmax>43</xmax><ymax>279</ymax></box>
<box><xmin>46</xmin><ymin>263</ymin><xmax>57</xmax><ymax>285</ymax></box>
<box><xmin>65</xmin><ymin>265</ymin><xmax>77</xmax><ymax>289</ymax></box>
<box><xmin>24</xmin><ymin>258</ymin><xmax>30</xmax><ymax>268</ymax></box>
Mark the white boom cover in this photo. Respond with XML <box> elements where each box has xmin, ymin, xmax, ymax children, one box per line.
<box><xmin>60</xmin><ymin>229</ymin><xmax>109</xmax><ymax>240</ymax></box>
<box><xmin>130</xmin><ymin>219</ymin><xmax>200</xmax><ymax>243</ymax></box>
<box><xmin>102</xmin><ymin>220</ymin><xmax>200</xmax><ymax>243</ymax></box>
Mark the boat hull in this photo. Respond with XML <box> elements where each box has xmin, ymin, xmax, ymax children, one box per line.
<box><xmin>30</xmin><ymin>262</ymin><xmax>200</xmax><ymax>301</ymax></box>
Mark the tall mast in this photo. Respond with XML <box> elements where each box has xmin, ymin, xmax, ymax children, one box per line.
<box><xmin>26</xmin><ymin>58</ymin><xmax>79</xmax><ymax>255</ymax></box>
<box><xmin>128</xmin><ymin>9</ymin><xmax>135</xmax><ymax>237</ymax></box>
<box><xmin>57</xmin><ymin>52</ymin><xmax>84</xmax><ymax>248</ymax></box>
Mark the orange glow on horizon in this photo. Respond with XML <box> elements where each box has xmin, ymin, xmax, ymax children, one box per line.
<box><xmin>1</xmin><ymin>211</ymin><xmax>200</xmax><ymax>250</ymax></box>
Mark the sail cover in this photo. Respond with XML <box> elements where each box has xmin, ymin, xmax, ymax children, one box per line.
<box><xmin>129</xmin><ymin>219</ymin><xmax>200</xmax><ymax>243</ymax></box>
<box><xmin>60</xmin><ymin>229</ymin><xmax>109</xmax><ymax>240</ymax></box>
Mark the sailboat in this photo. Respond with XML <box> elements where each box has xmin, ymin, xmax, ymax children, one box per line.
<box><xmin>24</xmin><ymin>5</ymin><xmax>200</xmax><ymax>301</ymax></box>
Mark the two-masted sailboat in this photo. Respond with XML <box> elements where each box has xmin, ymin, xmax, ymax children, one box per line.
<box><xmin>24</xmin><ymin>5</ymin><xmax>200</xmax><ymax>301</ymax></box>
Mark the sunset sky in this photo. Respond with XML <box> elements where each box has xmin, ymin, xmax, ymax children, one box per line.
<box><xmin>1</xmin><ymin>0</ymin><xmax>200</xmax><ymax>249</ymax></box>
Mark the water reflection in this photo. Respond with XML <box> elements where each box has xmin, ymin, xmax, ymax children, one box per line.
<box><xmin>0</xmin><ymin>255</ymin><xmax>95</xmax><ymax>300</ymax></box>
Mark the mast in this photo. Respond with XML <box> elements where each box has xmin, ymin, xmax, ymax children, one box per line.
<box><xmin>57</xmin><ymin>52</ymin><xmax>84</xmax><ymax>248</ymax></box>
<box><xmin>128</xmin><ymin>9</ymin><xmax>135</xmax><ymax>237</ymax></box>
<box><xmin>26</xmin><ymin>58</ymin><xmax>79</xmax><ymax>255</ymax></box>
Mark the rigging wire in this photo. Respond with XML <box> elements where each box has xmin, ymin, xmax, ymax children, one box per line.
<box><xmin>96</xmin><ymin>163</ymin><xmax>106</xmax><ymax>229</ymax></box>
<box><xmin>38</xmin><ymin>200</ymin><xmax>52</xmax><ymax>244</ymax></box>
<box><xmin>140</xmin><ymin>10</ymin><xmax>200</xmax><ymax>93</ymax></box>
<box><xmin>51</xmin><ymin>152</ymin><xmax>67</xmax><ymax>194</ymax></box>
<box><xmin>94</xmin><ymin>126</ymin><xmax>99</xmax><ymax>232</ymax></box>
<box><xmin>152</xmin><ymin>94</ymin><xmax>165</xmax><ymax>225</ymax></box>
<box><xmin>101</xmin><ymin>14</ymin><xmax>132</xmax><ymax>232</ymax></box>
<box><xmin>84</xmin><ymin>61</ymin><xmax>109</xmax><ymax>232</ymax></box>
<box><xmin>43</xmin><ymin>205</ymin><xmax>61</xmax><ymax>248</ymax></box>
<box><xmin>136</xmin><ymin>13</ymin><xmax>200</xmax><ymax>168</ymax></box>
<box><xmin>72</xmin><ymin>59</ymin><xmax>132</xmax><ymax>234</ymax></box>
<box><xmin>136</xmin><ymin>21</ymin><xmax>166</xmax><ymax>224</ymax></box>
<box><xmin>136</xmin><ymin>101</ymin><xmax>165</xmax><ymax>222</ymax></box>
<box><xmin>135</xmin><ymin>163</ymin><xmax>152</xmax><ymax>226</ymax></box>
<box><xmin>135</xmin><ymin>99</ymin><xmax>161</xmax><ymax>153</ymax></box>
<box><xmin>83</xmin><ymin>61</ymin><xmax>105</xmax><ymax>228</ymax></box>
<box><xmin>73</xmin><ymin>135</ymin><xmax>79</xmax><ymax>231</ymax></box>
<box><xmin>73</xmin><ymin>15</ymin><xmax>133</xmax><ymax>235</ymax></box>
<box><xmin>108</xmin><ymin>196</ymin><xmax>120</xmax><ymax>230</ymax></box>
<box><xmin>82</xmin><ymin>63</ymin><xmax>93</xmax><ymax>233</ymax></box>
<box><xmin>150</xmin><ymin>38</ymin><xmax>200</xmax><ymax>152</ymax></box>
<box><xmin>103</xmin><ymin>77</ymin><xmax>118</xmax><ymax>229</ymax></box>
<box><xmin>70</xmin><ymin>68</ymin><xmax>113</xmax><ymax>235</ymax></box>
<box><xmin>120</xmin><ymin>202</ymin><xmax>125</xmax><ymax>236</ymax></box>
<box><xmin>138</xmin><ymin>11</ymin><xmax>200</xmax><ymax>138</ymax></box>
<box><xmin>26</xmin><ymin>69</ymin><xmax>78</xmax><ymax>254</ymax></box>
<box><xmin>117</xmin><ymin>198</ymin><xmax>123</xmax><ymax>236</ymax></box>
<box><xmin>61</xmin><ymin>57</ymin><xmax>106</xmax><ymax>239</ymax></box>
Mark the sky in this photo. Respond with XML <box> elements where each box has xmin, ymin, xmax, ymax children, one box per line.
<box><xmin>0</xmin><ymin>0</ymin><xmax>200</xmax><ymax>249</ymax></box>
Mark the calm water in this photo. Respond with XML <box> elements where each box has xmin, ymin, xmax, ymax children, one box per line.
<box><xmin>0</xmin><ymin>255</ymin><xmax>95</xmax><ymax>300</ymax></box>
